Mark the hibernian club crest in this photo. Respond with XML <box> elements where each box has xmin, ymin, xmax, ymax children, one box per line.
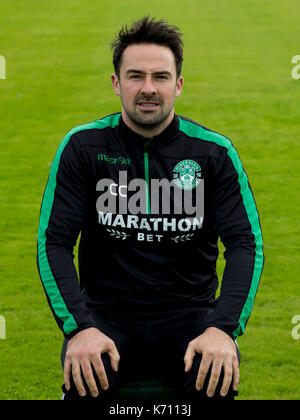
<box><xmin>173</xmin><ymin>160</ymin><xmax>202</xmax><ymax>190</ymax></box>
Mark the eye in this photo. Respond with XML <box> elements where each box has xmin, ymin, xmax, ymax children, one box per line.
<box><xmin>156</xmin><ymin>75</ymin><xmax>169</xmax><ymax>80</ymax></box>
<box><xmin>130</xmin><ymin>74</ymin><xmax>142</xmax><ymax>79</ymax></box>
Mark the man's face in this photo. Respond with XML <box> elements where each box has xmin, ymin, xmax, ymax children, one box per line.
<box><xmin>111</xmin><ymin>43</ymin><xmax>183</xmax><ymax>133</ymax></box>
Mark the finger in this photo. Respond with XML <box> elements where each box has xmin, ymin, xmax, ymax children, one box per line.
<box><xmin>92</xmin><ymin>354</ymin><xmax>109</xmax><ymax>391</ymax></box>
<box><xmin>232</xmin><ymin>357</ymin><xmax>240</xmax><ymax>391</ymax></box>
<box><xmin>206</xmin><ymin>360</ymin><xmax>222</xmax><ymax>397</ymax></box>
<box><xmin>63</xmin><ymin>358</ymin><xmax>71</xmax><ymax>391</ymax></box>
<box><xmin>107</xmin><ymin>345</ymin><xmax>120</xmax><ymax>372</ymax></box>
<box><xmin>71</xmin><ymin>360</ymin><xmax>86</xmax><ymax>397</ymax></box>
<box><xmin>196</xmin><ymin>354</ymin><xmax>212</xmax><ymax>391</ymax></box>
<box><xmin>81</xmin><ymin>359</ymin><xmax>100</xmax><ymax>397</ymax></box>
<box><xmin>220</xmin><ymin>362</ymin><xmax>233</xmax><ymax>397</ymax></box>
<box><xmin>183</xmin><ymin>343</ymin><xmax>196</xmax><ymax>372</ymax></box>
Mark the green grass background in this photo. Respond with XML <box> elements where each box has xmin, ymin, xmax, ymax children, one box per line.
<box><xmin>0</xmin><ymin>0</ymin><xmax>300</xmax><ymax>400</ymax></box>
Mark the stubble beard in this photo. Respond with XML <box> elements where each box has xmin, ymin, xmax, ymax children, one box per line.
<box><xmin>121</xmin><ymin>96</ymin><xmax>174</xmax><ymax>131</ymax></box>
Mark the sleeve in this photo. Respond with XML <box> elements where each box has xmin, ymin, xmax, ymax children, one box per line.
<box><xmin>37</xmin><ymin>130</ymin><xmax>97</xmax><ymax>339</ymax></box>
<box><xmin>204</xmin><ymin>143</ymin><xmax>264</xmax><ymax>340</ymax></box>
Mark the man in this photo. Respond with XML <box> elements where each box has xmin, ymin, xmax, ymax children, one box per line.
<box><xmin>37</xmin><ymin>16</ymin><xmax>264</xmax><ymax>402</ymax></box>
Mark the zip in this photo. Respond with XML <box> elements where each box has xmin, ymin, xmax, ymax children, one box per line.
<box><xmin>144</xmin><ymin>137</ymin><xmax>153</xmax><ymax>214</ymax></box>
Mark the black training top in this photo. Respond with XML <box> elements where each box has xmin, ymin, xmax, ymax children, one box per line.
<box><xmin>37</xmin><ymin>113</ymin><xmax>264</xmax><ymax>340</ymax></box>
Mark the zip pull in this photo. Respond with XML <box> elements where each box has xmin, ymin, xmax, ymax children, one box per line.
<box><xmin>144</xmin><ymin>136</ymin><xmax>153</xmax><ymax>150</ymax></box>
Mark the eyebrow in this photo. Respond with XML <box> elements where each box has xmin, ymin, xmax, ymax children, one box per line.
<box><xmin>126</xmin><ymin>69</ymin><xmax>172</xmax><ymax>76</ymax></box>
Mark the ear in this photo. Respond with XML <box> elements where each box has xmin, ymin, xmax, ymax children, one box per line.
<box><xmin>175</xmin><ymin>75</ymin><xmax>184</xmax><ymax>98</ymax></box>
<box><xmin>111</xmin><ymin>73</ymin><xmax>121</xmax><ymax>96</ymax></box>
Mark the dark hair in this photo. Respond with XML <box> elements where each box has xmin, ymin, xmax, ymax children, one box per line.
<box><xmin>110</xmin><ymin>16</ymin><xmax>184</xmax><ymax>78</ymax></box>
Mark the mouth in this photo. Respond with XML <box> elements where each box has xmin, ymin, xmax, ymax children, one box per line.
<box><xmin>136</xmin><ymin>101</ymin><xmax>160</xmax><ymax>111</ymax></box>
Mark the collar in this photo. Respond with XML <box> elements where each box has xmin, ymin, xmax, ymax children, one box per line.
<box><xmin>117</xmin><ymin>113</ymin><xmax>179</xmax><ymax>151</ymax></box>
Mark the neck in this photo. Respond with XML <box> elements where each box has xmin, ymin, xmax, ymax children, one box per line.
<box><xmin>121</xmin><ymin>109</ymin><xmax>175</xmax><ymax>138</ymax></box>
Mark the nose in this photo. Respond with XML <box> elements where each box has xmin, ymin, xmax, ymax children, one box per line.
<box><xmin>141</xmin><ymin>75</ymin><xmax>157</xmax><ymax>96</ymax></box>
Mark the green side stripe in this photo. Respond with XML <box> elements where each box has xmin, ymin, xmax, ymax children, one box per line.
<box><xmin>178</xmin><ymin>117</ymin><xmax>264</xmax><ymax>338</ymax></box>
<box><xmin>37</xmin><ymin>114</ymin><xmax>121</xmax><ymax>335</ymax></box>
<box><xmin>144</xmin><ymin>137</ymin><xmax>153</xmax><ymax>215</ymax></box>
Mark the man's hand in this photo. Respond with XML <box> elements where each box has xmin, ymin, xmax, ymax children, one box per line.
<box><xmin>64</xmin><ymin>327</ymin><xmax>120</xmax><ymax>398</ymax></box>
<box><xmin>184</xmin><ymin>327</ymin><xmax>239</xmax><ymax>397</ymax></box>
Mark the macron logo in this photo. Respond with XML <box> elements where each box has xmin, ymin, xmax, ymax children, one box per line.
<box><xmin>98</xmin><ymin>153</ymin><xmax>130</xmax><ymax>166</ymax></box>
